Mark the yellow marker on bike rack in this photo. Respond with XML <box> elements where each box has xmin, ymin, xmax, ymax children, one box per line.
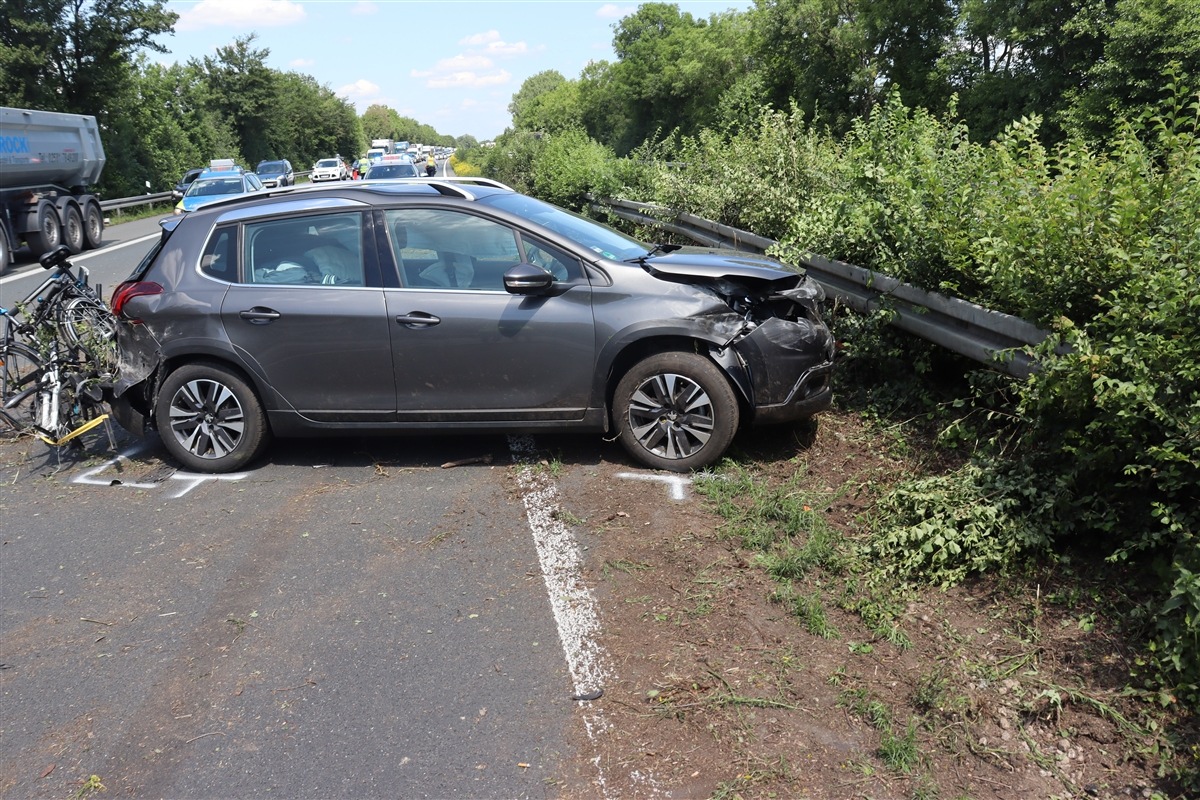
<box><xmin>39</xmin><ymin>414</ymin><xmax>110</xmax><ymax>446</ymax></box>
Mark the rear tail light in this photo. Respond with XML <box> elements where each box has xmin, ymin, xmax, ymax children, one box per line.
<box><xmin>110</xmin><ymin>280</ymin><xmax>164</xmax><ymax>320</ymax></box>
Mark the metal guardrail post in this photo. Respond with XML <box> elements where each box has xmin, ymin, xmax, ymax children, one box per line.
<box><xmin>589</xmin><ymin>196</ymin><xmax>1052</xmax><ymax>378</ymax></box>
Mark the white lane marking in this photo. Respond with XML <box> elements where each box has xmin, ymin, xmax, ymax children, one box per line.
<box><xmin>615</xmin><ymin>471</ymin><xmax>692</xmax><ymax>501</ymax></box>
<box><xmin>507</xmin><ymin>435</ymin><xmax>618</xmax><ymax>798</ymax></box>
<box><xmin>0</xmin><ymin>232</ymin><xmax>160</xmax><ymax>286</ymax></box>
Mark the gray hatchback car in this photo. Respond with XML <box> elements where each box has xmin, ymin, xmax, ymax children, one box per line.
<box><xmin>109</xmin><ymin>178</ymin><xmax>834</xmax><ymax>473</ymax></box>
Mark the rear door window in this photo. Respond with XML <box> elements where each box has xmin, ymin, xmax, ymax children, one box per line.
<box><xmin>244</xmin><ymin>213</ymin><xmax>366</xmax><ymax>286</ymax></box>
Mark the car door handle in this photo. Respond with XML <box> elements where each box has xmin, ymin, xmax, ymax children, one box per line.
<box><xmin>395</xmin><ymin>312</ymin><xmax>441</xmax><ymax>327</ymax></box>
<box><xmin>239</xmin><ymin>307</ymin><xmax>281</xmax><ymax>323</ymax></box>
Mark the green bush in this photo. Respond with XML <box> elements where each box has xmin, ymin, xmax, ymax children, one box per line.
<box><xmin>526</xmin><ymin>78</ymin><xmax>1200</xmax><ymax>703</ymax></box>
<box><xmin>531</xmin><ymin>128</ymin><xmax>620</xmax><ymax>211</ymax></box>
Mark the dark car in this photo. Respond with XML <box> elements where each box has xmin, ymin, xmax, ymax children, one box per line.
<box><xmin>171</xmin><ymin>167</ymin><xmax>204</xmax><ymax>200</ymax></box>
<box><xmin>255</xmin><ymin>159</ymin><xmax>294</xmax><ymax>188</ymax></box>
<box><xmin>108</xmin><ymin>178</ymin><xmax>834</xmax><ymax>473</ymax></box>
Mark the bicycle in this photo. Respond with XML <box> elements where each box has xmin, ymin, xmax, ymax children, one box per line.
<box><xmin>1</xmin><ymin>246</ymin><xmax>115</xmax><ymax>445</ymax></box>
<box><xmin>10</xmin><ymin>244</ymin><xmax>115</xmax><ymax>355</ymax></box>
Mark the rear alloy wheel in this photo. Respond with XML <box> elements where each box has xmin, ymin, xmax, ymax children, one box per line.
<box><xmin>614</xmin><ymin>351</ymin><xmax>739</xmax><ymax>472</ymax></box>
<box><xmin>155</xmin><ymin>363</ymin><xmax>268</xmax><ymax>472</ymax></box>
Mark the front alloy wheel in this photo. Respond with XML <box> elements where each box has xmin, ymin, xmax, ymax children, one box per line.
<box><xmin>614</xmin><ymin>352</ymin><xmax>739</xmax><ymax>472</ymax></box>
<box><xmin>155</xmin><ymin>363</ymin><xmax>268</xmax><ymax>472</ymax></box>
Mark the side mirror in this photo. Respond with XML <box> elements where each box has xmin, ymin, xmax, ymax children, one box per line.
<box><xmin>503</xmin><ymin>263</ymin><xmax>555</xmax><ymax>295</ymax></box>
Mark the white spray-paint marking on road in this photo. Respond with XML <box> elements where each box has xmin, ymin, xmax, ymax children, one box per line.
<box><xmin>508</xmin><ymin>435</ymin><xmax>626</xmax><ymax>798</ymax></box>
<box><xmin>71</xmin><ymin>443</ymin><xmax>158</xmax><ymax>489</ymax></box>
<box><xmin>71</xmin><ymin>443</ymin><xmax>247</xmax><ymax>497</ymax></box>
<box><xmin>615</xmin><ymin>471</ymin><xmax>692</xmax><ymax>501</ymax></box>
<box><xmin>167</xmin><ymin>471</ymin><xmax>249</xmax><ymax>497</ymax></box>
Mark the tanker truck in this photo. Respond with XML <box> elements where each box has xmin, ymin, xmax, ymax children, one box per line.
<box><xmin>0</xmin><ymin>106</ymin><xmax>106</xmax><ymax>274</ymax></box>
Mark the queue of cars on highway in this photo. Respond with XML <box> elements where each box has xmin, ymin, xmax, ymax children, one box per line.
<box><xmin>171</xmin><ymin>152</ymin><xmax>440</xmax><ymax>214</ymax></box>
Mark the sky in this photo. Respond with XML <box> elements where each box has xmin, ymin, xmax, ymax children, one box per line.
<box><xmin>154</xmin><ymin>0</ymin><xmax>750</xmax><ymax>142</ymax></box>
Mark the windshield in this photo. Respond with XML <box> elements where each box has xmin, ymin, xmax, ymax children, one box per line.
<box><xmin>317</xmin><ymin>159</ymin><xmax>339</xmax><ymax>168</ymax></box>
<box><xmin>478</xmin><ymin>193</ymin><xmax>647</xmax><ymax>261</ymax></box>
<box><xmin>186</xmin><ymin>177</ymin><xmax>245</xmax><ymax>197</ymax></box>
<box><xmin>257</xmin><ymin>161</ymin><xmax>286</xmax><ymax>173</ymax></box>
<box><xmin>368</xmin><ymin>164</ymin><xmax>418</xmax><ymax>179</ymax></box>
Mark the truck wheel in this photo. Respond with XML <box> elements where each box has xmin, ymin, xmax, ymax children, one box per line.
<box><xmin>0</xmin><ymin>226</ymin><xmax>10</xmax><ymax>276</ymax></box>
<box><xmin>25</xmin><ymin>200</ymin><xmax>62</xmax><ymax>258</ymax></box>
<box><xmin>82</xmin><ymin>199</ymin><xmax>103</xmax><ymax>249</ymax></box>
<box><xmin>59</xmin><ymin>202</ymin><xmax>85</xmax><ymax>254</ymax></box>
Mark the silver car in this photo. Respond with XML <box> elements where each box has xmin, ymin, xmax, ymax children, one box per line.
<box><xmin>109</xmin><ymin>179</ymin><xmax>835</xmax><ymax>473</ymax></box>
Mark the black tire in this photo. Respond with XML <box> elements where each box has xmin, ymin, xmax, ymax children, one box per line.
<box><xmin>0</xmin><ymin>225</ymin><xmax>10</xmax><ymax>276</ymax></box>
<box><xmin>1</xmin><ymin>341</ymin><xmax>43</xmax><ymax>434</ymax></box>
<box><xmin>82</xmin><ymin>199</ymin><xmax>103</xmax><ymax>250</ymax></box>
<box><xmin>155</xmin><ymin>363</ymin><xmax>269</xmax><ymax>472</ymax></box>
<box><xmin>613</xmin><ymin>351</ymin><xmax>740</xmax><ymax>472</ymax></box>
<box><xmin>25</xmin><ymin>200</ymin><xmax>61</xmax><ymax>258</ymax></box>
<box><xmin>60</xmin><ymin>202</ymin><xmax>84</xmax><ymax>254</ymax></box>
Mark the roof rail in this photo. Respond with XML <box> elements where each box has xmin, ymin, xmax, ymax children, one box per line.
<box><xmin>420</xmin><ymin>176</ymin><xmax>515</xmax><ymax>196</ymax></box>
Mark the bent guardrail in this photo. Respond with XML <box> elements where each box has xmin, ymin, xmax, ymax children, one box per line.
<box><xmin>590</xmin><ymin>196</ymin><xmax>1052</xmax><ymax>379</ymax></box>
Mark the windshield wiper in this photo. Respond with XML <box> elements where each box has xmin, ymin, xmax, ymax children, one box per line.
<box><xmin>625</xmin><ymin>243</ymin><xmax>682</xmax><ymax>263</ymax></box>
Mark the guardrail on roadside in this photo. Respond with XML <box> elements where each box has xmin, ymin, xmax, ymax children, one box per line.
<box><xmin>101</xmin><ymin>192</ymin><xmax>174</xmax><ymax>213</ymax></box>
<box><xmin>589</xmin><ymin>196</ymin><xmax>1052</xmax><ymax>379</ymax></box>
<box><xmin>99</xmin><ymin>171</ymin><xmax>316</xmax><ymax>215</ymax></box>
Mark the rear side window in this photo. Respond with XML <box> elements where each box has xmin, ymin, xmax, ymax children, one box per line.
<box><xmin>199</xmin><ymin>227</ymin><xmax>237</xmax><ymax>282</ymax></box>
<box><xmin>243</xmin><ymin>213</ymin><xmax>366</xmax><ymax>286</ymax></box>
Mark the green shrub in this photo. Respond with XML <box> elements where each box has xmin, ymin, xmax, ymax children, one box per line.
<box><xmin>535</xmin><ymin>76</ymin><xmax>1200</xmax><ymax>705</ymax></box>
<box><xmin>531</xmin><ymin>128</ymin><xmax>620</xmax><ymax>211</ymax></box>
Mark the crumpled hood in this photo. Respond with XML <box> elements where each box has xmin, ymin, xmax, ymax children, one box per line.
<box><xmin>641</xmin><ymin>247</ymin><xmax>804</xmax><ymax>292</ymax></box>
<box><xmin>638</xmin><ymin>247</ymin><xmax>826</xmax><ymax>311</ymax></box>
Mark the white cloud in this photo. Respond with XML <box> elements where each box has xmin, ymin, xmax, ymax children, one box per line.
<box><xmin>484</xmin><ymin>40</ymin><xmax>527</xmax><ymax>56</ymax></box>
<box><xmin>459</xmin><ymin>30</ymin><xmax>500</xmax><ymax>47</ymax></box>
<box><xmin>596</xmin><ymin>3</ymin><xmax>635</xmax><ymax>19</ymax></box>
<box><xmin>289</xmin><ymin>57</ymin><xmax>314</xmax><ymax>68</ymax></box>
<box><xmin>175</xmin><ymin>0</ymin><xmax>306</xmax><ymax>31</ymax></box>
<box><xmin>336</xmin><ymin>78</ymin><xmax>381</xmax><ymax>101</ymax></box>
<box><xmin>458</xmin><ymin>29</ymin><xmax>527</xmax><ymax>58</ymax></box>
<box><xmin>426</xmin><ymin>69</ymin><xmax>512</xmax><ymax>90</ymax></box>
<box><xmin>350</xmin><ymin>1</ymin><xmax>377</xmax><ymax>15</ymax></box>
<box><xmin>411</xmin><ymin>53</ymin><xmax>512</xmax><ymax>89</ymax></box>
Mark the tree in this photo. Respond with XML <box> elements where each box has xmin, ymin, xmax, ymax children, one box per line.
<box><xmin>196</xmin><ymin>35</ymin><xmax>278</xmax><ymax>165</ymax></box>
<box><xmin>509</xmin><ymin>70</ymin><xmax>569</xmax><ymax>129</ymax></box>
<box><xmin>752</xmin><ymin>0</ymin><xmax>892</xmax><ymax>133</ymax></box>
<box><xmin>0</xmin><ymin>0</ymin><xmax>176</xmax><ymax>118</ymax></box>
<box><xmin>1066</xmin><ymin>0</ymin><xmax>1200</xmax><ymax>140</ymax></box>
<box><xmin>940</xmin><ymin>0</ymin><xmax>1114</xmax><ymax>142</ymax></box>
<box><xmin>361</xmin><ymin>104</ymin><xmax>402</xmax><ymax>141</ymax></box>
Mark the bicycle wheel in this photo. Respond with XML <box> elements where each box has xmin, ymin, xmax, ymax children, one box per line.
<box><xmin>61</xmin><ymin>295</ymin><xmax>116</xmax><ymax>362</ymax></box>
<box><xmin>0</xmin><ymin>341</ymin><xmax>43</xmax><ymax>434</ymax></box>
